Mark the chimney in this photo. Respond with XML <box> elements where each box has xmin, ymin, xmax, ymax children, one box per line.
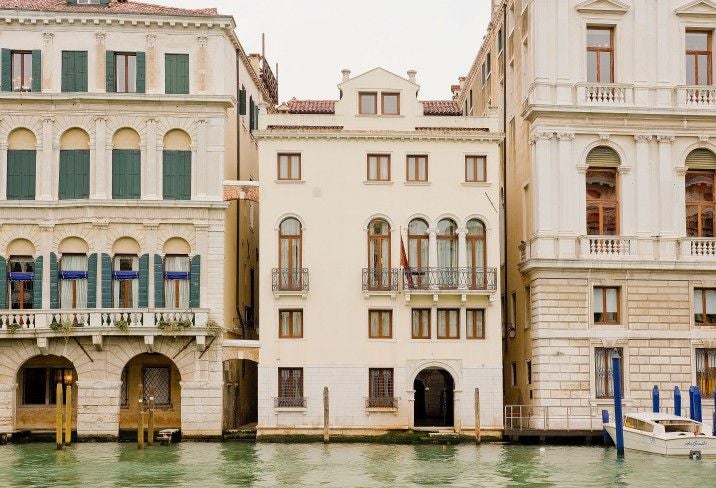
<box><xmin>341</xmin><ymin>69</ymin><xmax>351</xmax><ymax>82</ymax></box>
<box><xmin>407</xmin><ymin>70</ymin><xmax>417</xmax><ymax>83</ymax></box>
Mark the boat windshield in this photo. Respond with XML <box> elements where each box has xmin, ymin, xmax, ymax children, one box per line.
<box><xmin>624</xmin><ymin>417</ymin><xmax>654</xmax><ymax>433</ymax></box>
<box><xmin>654</xmin><ymin>419</ymin><xmax>700</xmax><ymax>433</ymax></box>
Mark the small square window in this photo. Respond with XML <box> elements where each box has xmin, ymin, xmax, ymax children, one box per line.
<box><xmin>359</xmin><ymin>92</ymin><xmax>377</xmax><ymax>114</ymax></box>
<box><xmin>367</xmin><ymin>154</ymin><xmax>390</xmax><ymax>181</ymax></box>
<box><xmin>466</xmin><ymin>309</ymin><xmax>485</xmax><ymax>339</ymax></box>
<box><xmin>465</xmin><ymin>156</ymin><xmax>487</xmax><ymax>182</ymax></box>
<box><xmin>381</xmin><ymin>92</ymin><xmax>400</xmax><ymax>115</ymax></box>
<box><xmin>593</xmin><ymin>286</ymin><xmax>619</xmax><ymax>324</ymax></box>
<box><xmin>279</xmin><ymin>309</ymin><xmax>303</xmax><ymax>338</ymax></box>
<box><xmin>278</xmin><ymin>153</ymin><xmax>301</xmax><ymax>180</ymax></box>
<box><xmin>437</xmin><ymin>309</ymin><xmax>459</xmax><ymax>339</ymax></box>
<box><xmin>406</xmin><ymin>155</ymin><xmax>428</xmax><ymax>182</ymax></box>
<box><xmin>411</xmin><ymin>309</ymin><xmax>430</xmax><ymax>339</ymax></box>
<box><xmin>369</xmin><ymin>309</ymin><xmax>392</xmax><ymax>338</ymax></box>
<box><xmin>694</xmin><ymin>288</ymin><xmax>716</xmax><ymax>325</ymax></box>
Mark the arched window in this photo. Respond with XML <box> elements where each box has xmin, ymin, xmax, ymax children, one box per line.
<box><xmin>367</xmin><ymin>219</ymin><xmax>391</xmax><ymax>290</ymax></box>
<box><xmin>7</xmin><ymin>128</ymin><xmax>36</xmax><ymax>200</ymax></box>
<box><xmin>112</xmin><ymin>128</ymin><xmax>141</xmax><ymax>199</ymax></box>
<box><xmin>437</xmin><ymin>218</ymin><xmax>458</xmax><ymax>288</ymax></box>
<box><xmin>407</xmin><ymin>218</ymin><xmax>429</xmax><ymax>289</ymax></box>
<box><xmin>163</xmin><ymin>129</ymin><xmax>191</xmax><ymax>200</ymax></box>
<box><xmin>278</xmin><ymin>218</ymin><xmax>302</xmax><ymax>290</ymax></box>
<box><xmin>586</xmin><ymin>146</ymin><xmax>620</xmax><ymax>236</ymax></box>
<box><xmin>685</xmin><ymin>148</ymin><xmax>716</xmax><ymax>237</ymax></box>
<box><xmin>8</xmin><ymin>256</ymin><xmax>34</xmax><ymax>310</ymax></box>
<box><xmin>59</xmin><ymin>128</ymin><xmax>90</xmax><ymax>200</ymax></box>
<box><xmin>466</xmin><ymin>219</ymin><xmax>486</xmax><ymax>289</ymax></box>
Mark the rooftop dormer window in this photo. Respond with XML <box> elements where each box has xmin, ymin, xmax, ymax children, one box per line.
<box><xmin>359</xmin><ymin>92</ymin><xmax>377</xmax><ymax>114</ymax></box>
<box><xmin>74</xmin><ymin>0</ymin><xmax>106</xmax><ymax>5</ymax></box>
<box><xmin>381</xmin><ymin>92</ymin><xmax>400</xmax><ymax>115</ymax></box>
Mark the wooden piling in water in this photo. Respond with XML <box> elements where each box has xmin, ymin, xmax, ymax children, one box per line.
<box><xmin>148</xmin><ymin>395</ymin><xmax>155</xmax><ymax>447</ymax></box>
<box><xmin>475</xmin><ymin>388</ymin><xmax>481</xmax><ymax>444</ymax></box>
<box><xmin>323</xmin><ymin>386</ymin><xmax>329</xmax><ymax>443</ymax></box>
<box><xmin>65</xmin><ymin>384</ymin><xmax>72</xmax><ymax>446</ymax></box>
<box><xmin>55</xmin><ymin>383</ymin><xmax>63</xmax><ymax>450</ymax></box>
<box><xmin>137</xmin><ymin>384</ymin><xmax>144</xmax><ymax>449</ymax></box>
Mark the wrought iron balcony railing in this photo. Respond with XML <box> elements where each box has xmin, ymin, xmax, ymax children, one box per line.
<box><xmin>274</xmin><ymin>396</ymin><xmax>307</xmax><ymax>408</ymax></box>
<box><xmin>272</xmin><ymin>268</ymin><xmax>309</xmax><ymax>292</ymax></box>
<box><xmin>403</xmin><ymin>267</ymin><xmax>497</xmax><ymax>291</ymax></box>
<box><xmin>366</xmin><ymin>396</ymin><xmax>399</xmax><ymax>408</ymax></box>
<box><xmin>362</xmin><ymin>268</ymin><xmax>399</xmax><ymax>292</ymax></box>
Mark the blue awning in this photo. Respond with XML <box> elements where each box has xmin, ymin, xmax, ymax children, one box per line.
<box><xmin>113</xmin><ymin>271</ymin><xmax>139</xmax><ymax>280</ymax></box>
<box><xmin>165</xmin><ymin>271</ymin><xmax>190</xmax><ymax>280</ymax></box>
<box><xmin>59</xmin><ymin>271</ymin><xmax>88</xmax><ymax>280</ymax></box>
<box><xmin>8</xmin><ymin>272</ymin><xmax>33</xmax><ymax>281</ymax></box>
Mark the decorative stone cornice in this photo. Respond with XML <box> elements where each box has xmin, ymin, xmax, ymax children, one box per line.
<box><xmin>617</xmin><ymin>165</ymin><xmax>631</xmax><ymax>175</ymax></box>
<box><xmin>675</xmin><ymin>166</ymin><xmax>688</xmax><ymax>177</ymax></box>
<box><xmin>634</xmin><ymin>134</ymin><xmax>653</xmax><ymax>143</ymax></box>
<box><xmin>576</xmin><ymin>165</ymin><xmax>589</xmax><ymax>174</ymax></box>
<box><xmin>557</xmin><ymin>132</ymin><xmax>575</xmax><ymax>141</ymax></box>
<box><xmin>657</xmin><ymin>135</ymin><xmax>676</xmax><ymax>143</ymax></box>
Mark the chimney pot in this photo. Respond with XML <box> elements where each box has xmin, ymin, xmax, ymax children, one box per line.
<box><xmin>407</xmin><ymin>70</ymin><xmax>417</xmax><ymax>83</ymax></box>
<box><xmin>341</xmin><ymin>69</ymin><xmax>351</xmax><ymax>82</ymax></box>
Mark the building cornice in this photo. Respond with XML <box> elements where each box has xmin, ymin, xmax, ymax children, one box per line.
<box><xmin>0</xmin><ymin>92</ymin><xmax>235</xmax><ymax>108</ymax></box>
<box><xmin>254</xmin><ymin>129</ymin><xmax>504</xmax><ymax>143</ymax></box>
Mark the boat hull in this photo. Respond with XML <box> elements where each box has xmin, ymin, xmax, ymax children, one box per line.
<box><xmin>604</xmin><ymin>424</ymin><xmax>716</xmax><ymax>456</ymax></box>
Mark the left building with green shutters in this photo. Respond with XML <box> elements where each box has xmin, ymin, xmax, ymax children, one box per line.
<box><xmin>0</xmin><ymin>0</ymin><xmax>270</xmax><ymax>441</ymax></box>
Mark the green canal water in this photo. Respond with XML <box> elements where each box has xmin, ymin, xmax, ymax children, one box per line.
<box><xmin>0</xmin><ymin>443</ymin><xmax>714</xmax><ymax>487</ymax></box>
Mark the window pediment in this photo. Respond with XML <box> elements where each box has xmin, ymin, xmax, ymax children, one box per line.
<box><xmin>576</xmin><ymin>0</ymin><xmax>629</xmax><ymax>15</ymax></box>
<box><xmin>675</xmin><ymin>0</ymin><xmax>716</xmax><ymax>17</ymax></box>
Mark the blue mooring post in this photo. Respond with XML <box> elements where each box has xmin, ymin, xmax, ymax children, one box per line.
<box><xmin>712</xmin><ymin>391</ymin><xmax>716</xmax><ymax>436</ymax></box>
<box><xmin>602</xmin><ymin>410</ymin><xmax>610</xmax><ymax>446</ymax></box>
<box><xmin>611</xmin><ymin>349</ymin><xmax>624</xmax><ymax>456</ymax></box>
<box><xmin>689</xmin><ymin>386</ymin><xmax>695</xmax><ymax>420</ymax></box>
<box><xmin>694</xmin><ymin>387</ymin><xmax>703</xmax><ymax>423</ymax></box>
<box><xmin>652</xmin><ymin>385</ymin><xmax>660</xmax><ymax>413</ymax></box>
<box><xmin>674</xmin><ymin>386</ymin><xmax>681</xmax><ymax>417</ymax></box>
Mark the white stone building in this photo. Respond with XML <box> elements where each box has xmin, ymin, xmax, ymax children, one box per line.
<box><xmin>458</xmin><ymin>0</ymin><xmax>716</xmax><ymax>431</ymax></box>
<box><xmin>256</xmin><ymin>68</ymin><xmax>504</xmax><ymax>436</ymax></box>
<box><xmin>0</xmin><ymin>0</ymin><xmax>267</xmax><ymax>440</ymax></box>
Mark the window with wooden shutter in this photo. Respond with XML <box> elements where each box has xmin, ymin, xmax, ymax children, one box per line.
<box><xmin>162</xmin><ymin>150</ymin><xmax>191</xmax><ymax>200</ymax></box>
<box><xmin>165</xmin><ymin>54</ymin><xmax>189</xmax><ymax>95</ymax></box>
<box><xmin>6</xmin><ymin>150</ymin><xmax>36</xmax><ymax>200</ymax></box>
<box><xmin>59</xmin><ymin>150</ymin><xmax>89</xmax><ymax>200</ymax></box>
<box><xmin>61</xmin><ymin>51</ymin><xmax>88</xmax><ymax>92</ymax></box>
<box><xmin>239</xmin><ymin>87</ymin><xmax>247</xmax><ymax>115</ymax></box>
<box><xmin>112</xmin><ymin>149</ymin><xmax>140</xmax><ymax>199</ymax></box>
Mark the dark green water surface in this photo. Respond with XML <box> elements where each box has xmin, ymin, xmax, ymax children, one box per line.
<box><xmin>0</xmin><ymin>442</ymin><xmax>714</xmax><ymax>487</ymax></box>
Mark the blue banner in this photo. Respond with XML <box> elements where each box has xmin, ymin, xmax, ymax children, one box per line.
<box><xmin>165</xmin><ymin>271</ymin><xmax>190</xmax><ymax>280</ymax></box>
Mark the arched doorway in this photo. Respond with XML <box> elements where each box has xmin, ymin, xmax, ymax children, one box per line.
<box><xmin>15</xmin><ymin>355</ymin><xmax>77</xmax><ymax>432</ymax></box>
<box><xmin>413</xmin><ymin>368</ymin><xmax>454</xmax><ymax>428</ymax></box>
<box><xmin>118</xmin><ymin>353</ymin><xmax>181</xmax><ymax>435</ymax></box>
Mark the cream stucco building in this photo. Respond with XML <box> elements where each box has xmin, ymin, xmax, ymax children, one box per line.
<box><xmin>256</xmin><ymin>68</ymin><xmax>504</xmax><ymax>436</ymax></box>
<box><xmin>459</xmin><ymin>0</ymin><xmax>716</xmax><ymax>431</ymax></box>
<box><xmin>0</xmin><ymin>0</ymin><xmax>268</xmax><ymax>440</ymax></box>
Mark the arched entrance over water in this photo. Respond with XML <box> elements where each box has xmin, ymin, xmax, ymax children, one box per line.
<box><xmin>413</xmin><ymin>368</ymin><xmax>454</xmax><ymax>427</ymax></box>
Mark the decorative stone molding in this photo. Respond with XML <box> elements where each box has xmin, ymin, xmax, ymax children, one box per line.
<box><xmin>675</xmin><ymin>166</ymin><xmax>688</xmax><ymax>177</ymax></box>
<box><xmin>698</xmin><ymin>135</ymin><xmax>711</xmax><ymax>142</ymax></box>
<box><xmin>95</xmin><ymin>32</ymin><xmax>106</xmax><ymax>43</ymax></box>
<box><xmin>598</xmin><ymin>133</ymin><xmax>610</xmax><ymax>141</ymax></box>
<box><xmin>557</xmin><ymin>132</ymin><xmax>575</xmax><ymax>141</ymax></box>
<box><xmin>634</xmin><ymin>134</ymin><xmax>653</xmax><ymax>143</ymax></box>
<box><xmin>197</xmin><ymin>36</ymin><xmax>208</xmax><ymax>47</ymax></box>
<box><xmin>576</xmin><ymin>164</ymin><xmax>589</xmax><ymax>174</ymax></box>
<box><xmin>146</xmin><ymin>34</ymin><xmax>157</xmax><ymax>47</ymax></box>
<box><xmin>657</xmin><ymin>135</ymin><xmax>676</xmax><ymax>143</ymax></box>
<box><xmin>675</xmin><ymin>0</ymin><xmax>716</xmax><ymax>18</ymax></box>
<box><xmin>529</xmin><ymin>131</ymin><xmax>554</xmax><ymax>145</ymax></box>
<box><xmin>617</xmin><ymin>165</ymin><xmax>631</xmax><ymax>175</ymax></box>
<box><xmin>576</xmin><ymin>0</ymin><xmax>630</xmax><ymax>15</ymax></box>
<box><xmin>42</xmin><ymin>32</ymin><xmax>54</xmax><ymax>44</ymax></box>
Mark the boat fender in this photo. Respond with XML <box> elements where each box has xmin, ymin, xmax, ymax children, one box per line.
<box><xmin>689</xmin><ymin>450</ymin><xmax>702</xmax><ymax>461</ymax></box>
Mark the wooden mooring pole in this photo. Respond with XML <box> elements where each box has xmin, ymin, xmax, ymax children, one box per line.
<box><xmin>475</xmin><ymin>388</ymin><xmax>481</xmax><ymax>444</ymax></box>
<box><xmin>55</xmin><ymin>383</ymin><xmax>63</xmax><ymax>450</ymax></box>
<box><xmin>65</xmin><ymin>384</ymin><xmax>72</xmax><ymax>446</ymax></box>
<box><xmin>137</xmin><ymin>384</ymin><xmax>144</xmax><ymax>449</ymax></box>
<box><xmin>148</xmin><ymin>395</ymin><xmax>155</xmax><ymax>447</ymax></box>
<box><xmin>323</xmin><ymin>386</ymin><xmax>329</xmax><ymax>443</ymax></box>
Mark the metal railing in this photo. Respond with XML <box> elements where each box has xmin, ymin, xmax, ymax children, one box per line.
<box><xmin>362</xmin><ymin>268</ymin><xmax>399</xmax><ymax>292</ymax></box>
<box><xmin>403</xmin><ymin>267</ymin><xmax>497</xmax><ymax>291</ymax></box>
<box><xmin>272</xmin><ymin>268</ymin><xmax>309</xmax><ymax>292</ymax></box>
<box><xmin>366</xmin><ymin>396</ymin><xmax>399</xmax><ymax>408</ymax></box>
<box><xmin>274</xmin><ymin>396</ymin><xmax>307</xmax><ymax>408</ymax></box>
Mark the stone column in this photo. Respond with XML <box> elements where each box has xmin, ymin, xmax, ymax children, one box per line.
<box><xmin>39</xmin><ymin>224</ymin><xmax>53</xmax><ymax>309</ymax></box>
<box><xmin>634</xmin><ymin>135</ymin><xmax>652</xmax><ymax>236</ymax></box>
<box><xmin>40</xmin><ymin>117</ymin><xmax>54</xmax><ymax>201</ymax></box>
<box><xmin>95</xmin><ymin>32</ymin><xmax>106</xmax><ymax>93</ymax></box>
<box><xmin>195</xmin><ymin>119</ymin><xmax>208</xmax><ymax>200</ymax></box>
<box><xmin>145</xmin><ymin>118</ymin><xmax>159</xmax><ymax>200</ymax></box>
<box><xmin>146</xmin><ymin>34</ymin><xmax>157</xmax><ymax>94</ymax></box>
<box><xmin>428</xmin><ymin>228</ymin><xmax>438</xmax><ymax>270</ymax></box>
<box><xmin>457</xmin><ymin>229</ymin><xmax>467</xmax><ymax>290</ymax></box>
<box><xmin>557</xmin><ymin>133</ymin><xmax>574</xmax><ymax>232</ymax></box>
<box><xmin>657</xmin><ymin>135</ymin><xmax>675</xmax><ymax>236</ymax></box>
<box><xmin>618</xmin><ymin>165</ymin><xmax>633</xmax><ymax>235</ymax></box>
<box><xmin>531</xmin><ymin>132</ymin><xmax>554</xmax><ymax>234</ymax></box>
<box><xmin>675</xmin><ymin>166</ymin><xmax>688</xmax><ymax>238</ymax></box>
<box><xmin>92</xmin><ymin>117</ymin><xmax>106</xmax><ymax>199</ymax></box>
<box><xmin>197</xmin><ymin>36</ymin><xmax>208</xmax><ymax>94</ymax></box>
<box><xmin>76</xmin><ymin>380</ymin><xmax>122</xmax><ymax>440</ymax></box>
<box><xmin>0</xmin><ymin>143</ymin><xmax>7</xmax><ymax>200</ymax></box>
<box><xmin>576</xmin><ymin>164</ymin><xmax>589</xmax><ymax>236</ymax></box>
<box><xmin>42</xmin><ymin>32</ymin><xmax>53</xmax><ymax>93</ymax></box>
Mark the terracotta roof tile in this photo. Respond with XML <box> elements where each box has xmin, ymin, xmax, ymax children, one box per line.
<box><xmin>285</xmin><ymin>98</ymin><xmax>336</xmax><ymax>114</ymax></box>
<box><xmin>0</xmin><ymin>0</ymin><xmax>218</xmax><ymax>17</ymax></box>
<box><xmin>421</xmin><ymin>100</ymin><xmax>462</xmax><ymax>116</ymax></box>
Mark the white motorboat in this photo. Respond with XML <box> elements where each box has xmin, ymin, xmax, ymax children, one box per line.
<box><xmin>603</xmin><ymin>412</ymin><xmax>716</xmax><ymax>457</ymax></box>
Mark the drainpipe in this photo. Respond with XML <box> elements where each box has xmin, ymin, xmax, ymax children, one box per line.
<box><xmin>502</xmin><ymin>1</ymin><xmax>508</xmax><ymax>344</ymax></box>
<box><xmin>235</xmin><ymin>47</ymin><xmax>242</xmax><ymax>337</ymax></box>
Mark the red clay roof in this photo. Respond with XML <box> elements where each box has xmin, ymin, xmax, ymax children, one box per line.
<box><xmin>0</xmin><ymin>0</ymin><xmax>218</xmax><ymax>17</ymax></box>
<box><xmin>421</xmin><ymin>100</ymin><xmax>462</xmax><ymax>116</ymax></box>
<box><xmin>285</xmin><ymin>98</ymin><xmax>336</xmax><ymax>114</ymax></box>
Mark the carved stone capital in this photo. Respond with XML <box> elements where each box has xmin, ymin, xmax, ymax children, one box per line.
<box><xmin>634</xmin><ymin>134</ymin><xmax>652</xmax><ymax>143</ymax></box>
<box><xmin>95</xmin><ymin>31</ymin><xmax>106</xmax><ymax>43</ymax></box>
<box><xmin>530</xmin><ymin>131</ymin><xmax>554</xmax><ymax>144</ymax></box>
<box><xmin>617</xmin><ymin>165</ymin><xmax>631</xmax><ymax>175</ymax></box>
<box><xmin>657</xmin><ymin>135</ymin><xmax>676</xmax><ymax>144</ymax></box>
<box><xmin>599</xmin><ymin>133</ymin><xmax>610</xmax><ymax>141</ymax></box>
<box><xmin>43</xmin><ymin>32</ymin><xmax>55</xmax><ymax>44</ymax></box>
<box><xmin>197</xmin><ymin>35</ymin><xmax>208</xmax><ymax>47</ymax></box>
<box><xmin>146</xmin><ymin>34</ymin><xmax>157</xmax><ymax>47</ymax></box>
<box><xmin>576</xmin><ymin>165</ymin><xmax>589</xmax><ymax>174</ymax></box>
<box><xmin>675</xmin><ymin>166</ymin><xmax>688</xmax><ymax>177</ymax></box>
<box><xmin>557</xmin><ymin>132</ymin><xmax>575</xmax><ymax>141</ymax></box>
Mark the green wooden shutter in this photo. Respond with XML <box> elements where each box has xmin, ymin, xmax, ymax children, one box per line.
<box><xmin>77</xmin><ymin>51</ymin><xmax>88</xmax><ymax>92</ymax></box>
<box><xmin>239</xmin><ymin>89</ymin><xmax>247</xmax><ymax>115</ymax></box>
<box><xmin>61</xmin><ymin>51</ymin><xmax>72</xmax><ymax>92</ymax></box>
<box><xmin>112</xmin><ymin>149</ymin><xmax>140</xmax><ymax>199</ymax></box>
<box><xmin>59</xmin><ymin>150</ymin><xmax>72</xmax><ymax>199</ymax></box>
<box><xmin>32</xmin><ymin>256</ymin><xmax>43</xmax><ymax>309</ymax></box>
<box><xmin>254</xmin><ymin>105</ymin><xmax>259</xmax><ymax>131</ymax></box>
<box><xmin>163</xmin><ymin>150</ymin><xmax>191</xmax><ymax>200</ymax></box>
<box><xmin>1</xmin><ymin>49</ymin><xmax>10</xmax><ymax>92</ymax></box>
<box><xmin>87</xmin><ymin>253</ymin><xmax>97</xmax><ymax>309</ymax></box>
<box><xmin>154</xmin><ymin>254</ymin><xmax>164</xmax><ymax>308</ymax></box>
<box><xmin>50</xmin><ymin>253</ymin><xmax>58</xmax><ymax>309</ymax></box>
<box><xmin>249</xmin><ymin>98</ymin><xmax>255</xmax><ymax>130</ymax></box>
<box><xmin>101</xmin><ymin>253</ymin><xmax>112</xmax><ymax>308</ymax></box>
<box><xmin>106</xmin><ymin>50</ymin><xmax>115</xmax><ymax>93</ymax></box>
<box><xmin>61</xmin><ymin>51</ymin><xmax>87</xmax><ymax>92</ymax></box>
<box><xmin>67</xmin><ymin>0</ymin><xmax>78</xmax><ymax>3</ymax></box>
<box><xmin>60</xmin><ymin>150</ymin><xmax>90</xmax><ymax>199</ymax></box>
<box><xmin>136</xmin><ymin>51</ymin><xmax>146</xmax><ymax>93</ymax></box>
<box><xmin>178</xmin><ymin>54</ymin><xmax>189</xmax><ymax>94</ymax></box>
<box><xmin>190</xmin><ymin>255</ymin><xmax>200</xmax><ymax>308</ymax></box>
<box><xmin>7</xmin><ymin>150</ymin><xmax>36</xmax><ymax>200</ymax></box>
<box><xmin>164</xmin><ymin>54</ymin><xmax>174</xmax><ymax>94</ymax></box>
<box><xmin>0</xmin><ymin>256</ymin><xmax>6</xmax><ymax>309</ymax></box>
<box><xmin>31</xmin><ymin>50</ymin><xmax>41</xmax><ymax>92</ymax></box>
<box><xmin>99</xmin><ymin>0</ymin><xmax>109</xmax><ymax>5</ymax></box>
<box><xmin>138</xmin><ymin>254</ymin><xmax>149</xmax><ymax>308</ymax></box>
<box><xmin>165</xmin><ymin>54</ymin><xmax>189</xmax><ymax>94</ymax></box>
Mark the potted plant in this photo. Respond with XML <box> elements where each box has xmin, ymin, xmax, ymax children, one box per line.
<box><xmin>115</xmin><ymin>318</ymin><xmax>129</xmax><ymax>332</ymax></box>
<box><xmin>7</xmin><ymin>322</ymin><xmax>21</xmax><ymax>334</ymax></box>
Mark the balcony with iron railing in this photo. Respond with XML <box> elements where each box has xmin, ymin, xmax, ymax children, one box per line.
<box><xmin>272</xmin><ymin>268</ymin><xmax>309</xmax><ymax>294</ymax></box>
<box><xmin>362</xmin><ymin>268</ymin><xmax>399</xmax><ymax>293</ymax></box>
<box><xmin>402</xmin><ymin>267</ymin><xmax>497</xmax><ymax>292</ymax></box>
<box><xmin>365</xmin><ymin>396</ymin><xmax>399</xmax><ymax>409</ymax></box>
<box><xmin>274</xmin><ymin>396</ymin><xmax>307</xmax><ymax>408</ymax></box>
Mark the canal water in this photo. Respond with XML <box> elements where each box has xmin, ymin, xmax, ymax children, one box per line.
<box><xmin>0</xmin><ymin>442</ymin><xmax>714</xmax><ymax>487</ymax></box>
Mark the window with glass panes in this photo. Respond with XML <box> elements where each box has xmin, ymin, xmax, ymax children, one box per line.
<box><xmin>406</xmin><ymin>155</ymin><xmax>428</xmax><ymax>182</ymax></box>
<box><xmin>694</xmin><ymin>288</ymin><xmax>716</xmax><ymax>325</ymax></box>
<box><xmin>11</xmin><ymin>51</ymin><xmax>32</xmax><ymax>91</ymax></box>
<box><xmin>696</xmin><ymin>348</ymin><xmax>716</xmax><ymax>396</ymax></box>
<box><xmin>22</xmin><ymin>367</ymin><xmax>75</xmax><ymax>405</ymax></box>
<box><xmin>368</xmin><ymin>368</ymin><xmax>394</xmax><ymax>407</ymax></box>
<box><xmin>437</xmin><ymin>309</ymin><xmax>459</xmax><ymax>339</ymax></box>
<box><xmin>8</xmin><ymin>256</ymin><xmax>34</xmax><ymax>310</ymax></box>
<box><xmin>277</xmin><ymin>368</ymin><xmax>304</xmax><ymax>407</ymax></box>
<box><xmin>115</xmin><ymin>53</ymin><xmax>137</xmax><ymax>93</ymax></box>
<box><xmin>164</xmin><ymin>255</ymin><xmax>190</xmax><ymax>309</ymax></box>
<box><xmin>686</xmin><ymin>30</ymin><xmax>712</xmax><ymax>86</ymax></box>
<box><xmin>367</xmin><ymin>154</ymin><xmax>390</xmax><ymax>181</ymax></box>
<box><xmin>359</xmin><ymin>92</ymin><xmax>377</xmax><ymax>114</ymax></box>
<box><xmin>686</xmin><ymin>169</ymin><xmax>715</xmax><ymax>237</ymax></box>
<box><xmin>586</xmin><ymin>167</ymin><xmax>618</xmax><ymax>235</ymax></box>
<box><xmin>587</xmin><ymin>27</ymin><xmax>614</xmax><ymax>83</ymax></box>
<box><xmin>593</xmin><ymin>286</ymin><xmax>619</xmax><ymax>324</ymax></box>
<box><xmin>368</xmin><ymin>310</ymin><xmax>392</xmax><ymax>338</ymax></box>
<box><xmin>595</xmin><ymin>347</ymin><xmax>623</xmax><ymax>398</ymax></box>
<box><xmin>411</xmin><ymin>308</ymin><xmax>430</xmax><ymax>339</ymax></box>
<box><xmin>277</xmin><ymin>153</ymin><xmax>301</xmax><ymax>180</ymax></box>
<box><xmin>466</xmin><ymin>309</ymin><xmax>485</xmax><ymax>339</ymax></box>
<box><xmin>279</xmin><ymin>309</ymin><xmax>303</xmax><ymax>338</ymax></box>
<box><xmin>60</xmin><ymin>254</ymin><xmax>88</xmax><ymax>309</ymax></box>
<box><xmin>381</xmin><ymin>92</ymin><xmax>400</xmax><ymax>115</ymax></box>
<box><xmin>113</xmin><ymin>255</ymin><xmax>138</xmax><ymax>308</ymax></box>
<box><xmin>465</xmin><ymin>156</ymin><xmax>486</xmax><ymax>182</ymax></box>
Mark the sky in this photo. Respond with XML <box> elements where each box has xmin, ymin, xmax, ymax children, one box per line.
<box><xmin>146</xmin><ymin>0</ymin><xmax>492</xmax><ymax>102</ymax></box>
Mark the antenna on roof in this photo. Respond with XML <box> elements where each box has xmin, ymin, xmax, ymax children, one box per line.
<box><xmin>262</xmin><ymin>33</ymin><xmax>265</xmax><ymax>60</ymax></box>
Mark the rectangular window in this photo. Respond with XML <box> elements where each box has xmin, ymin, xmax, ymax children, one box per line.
<box><xmin>113</xmin><ymin>255</ymin><xmax>138</xmax><ymax>309</ymax></box>
<box><xmin>368</xmin><ymin>310</ymin><xmax>392</xmax><ymax>338</ymax></box>
<box><xmin>143</xmin><ymin>366</ymin><xmax>170</xmax><ymax>406</ymax></box>
<box><xmin>586</xmin><ymin>167</ymin><xmax>619</xmax><ymax>236</ymax></box>
<box><xmin>686</xmin><ymin>30</ymin><xmax>712</xmax><ymax>86</ymax></box>
<box><xmin>437</xmin><ymin>309</ymin><xmax>459</xmax><ymax>339</ymax></box>
<box><xmin>694</xmin><ymin>288</ymin><xmax>716</xmax><ymax>325</ymax></box>
<box><xmin>165</xmin><ymin>53</ymin><xmax>189</xmax><ymax>95</ymax></box>
<box><xmin>279</xmin><ymin>309</ymin><xmax>303</xmax><ymax>338</ymax></box>
<box><xmin>61</xmin><ymin>51</ymin><xmax>88</xmax><ymax>92</ymax></box>
<box><xmin>368</xmin><ymin>368</ymin><xmax>394</xmax><ymax>408</ymax></box>
<box><xmin>359</xmin><ymin>92</ymin><xmax>377</xmax><ymax>114</ymax></box>
<box><xmin>510</xmin><ymin>291</ymin><xmax>517</xmax><ymax>325</ymax></box>
<box><xmin>686</xmin><ymin>170</ymin><xmax>715</xmax><ymax>237</ymax></box>
<box><xmin>8</xmin><ymin>256</ymin><xmax>34</xmax><ymax>310</ymax></box>
<box><xmin>60</xmin><ymin>254</ymin><xmax>88</xmax><ymax>309</ymax></box>
<box><xmin>593</xmin><ymin>286</ymin><xmax>619</xmax><ymax>324</ymax></box>
<box><xmin>120</xmin><ymin>366</ymin><xmax>128</xmax><ymax>407</ymax></box>
<box><xmin>524</xmin><ymin>285</ymin><xmax>531</xmax><ymax>329</ymax></box>
<box><xmin>587</xmin><ymin>26</ymin><xmax>614</xmax><ymax>83</ymax></box>
<box><xmin>11</xmin><ymin>51</ymin><xmax>32</xmax><ymax>91</ymax></box>
<box><xmin>115</xmin><ymin>52</ymin><xmax>137</xmax><ymax>93</ymax></box>
<box><xmin>381</xmin><ymin>92</ymin><xmax>400</xmax><ymax>115</ymax></box>
<box><xmin>595</xmin><ymin>347</ymin><xmax>623</xmax><ymax>398</ymax></box>
<box><xmin>526</xmin><ymin>360</ymin><xmax>532</xmax><ymax>385</ymax></box>
<box><xmin>277</xmin><ymin>367</ymin><xmax>304</xmax><ymax>407</ymax></box>
<box><xmin>22</xmin><ymin>367</ymin><xmax>74</xmax><ymax>405</ymax></box>
<box><xmin>465</xmin><ymin>156</ymin><xmax>487</xmax><ymax>182</ymax></box>
<box><xmin>277</xmin><ymin>153</ymin><xmax>301</xmax><ymax>180</ymax></box>
<box><xmin>164</xmin><ymin>255</ymin><xmax>190</xmax><ymax>309</ymax></box>
<box><xmin>696</xmin><ymin>348</ymin><xmax>716</xmax><ymax>396</ymax></box>
<box><xmin>367</xmin><ymin>154</ymin><xmax>390</xmax><ymax>181</ymax></box>
<box><xmin>406</xmin><ymin>155</ymin><xmax>428</xmax><ymax>182</ymax></box>
<box><xmin>466</xmin><ymin>309</ymin><xmax>485</xmax><ymax>339</ymax></box>
<box><xmin>411</xmin><ymin>308</ymin><xmax>430</xmax><ymax>339</ymax></box>
<box><xmin>498</xmin><ymin>28</ymin><xmax>504</xmax><ymax>53</ymax></box>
